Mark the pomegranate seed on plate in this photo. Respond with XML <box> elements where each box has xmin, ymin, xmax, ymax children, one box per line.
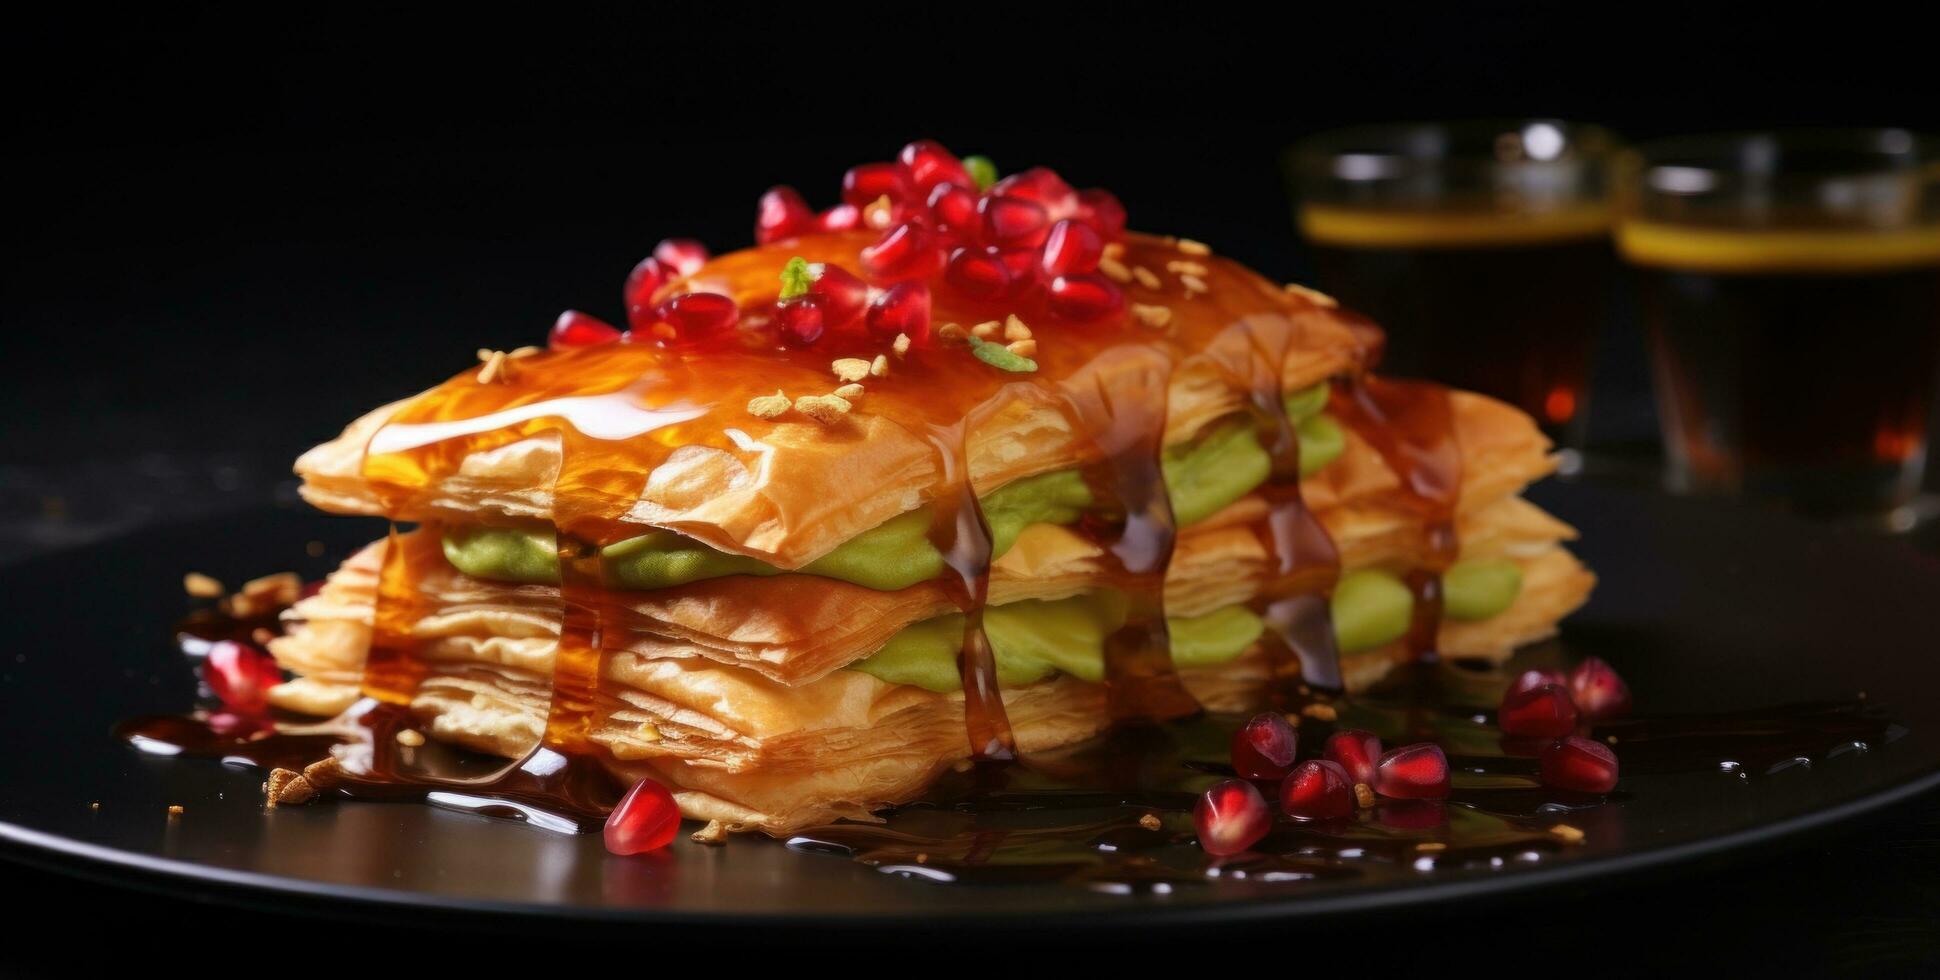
<box><xmin>899</xmin><ymin>139</ymin><xmax>971</xmax><ymax>193</ymax></box>
<box><xmin>652</xmin><ymin>238</ymin><xmax>709</xmax><ymax>277</ymax></box>
<box><xmin>603</xmin><ymin>778</ymin><xmax>681</xmax><ymax>855</ymax></box>
<box><xmin>1506</xmin><ymin>667</ymin><xmax>1569</xmax><ymax>699</ymax></box>
<box><xmin>1076</xmin><ymin>188</ymin><xmax>1127</xmax><ymax>239</ymax></box>
<box><xmin>1229</xmin><ymin>712</ymin><xmax>1299</xmax><ymax>780</ymax></box>
<box><xmin>755</xmin><ymin>186</ymin><xmax>814</xmax><ymax>244</ymax></box>
<box><xmin>945</xmin><ymin>247</ymin><xmax>1013</xmax><ymax>301</ymax></box>
<box><xmin>979</xmin><ymin>195</ymin><xmax>1050</xmax><ymax>248</ymax></box>
<box><xmin>1373</xmin><ymin>742</ymin><xmax>1451</xmax><ymax>799</ymax></box>
<box><xmin>1498</xmin><ymin>683</ymin><xmax>1580</xmax><ymax>737</ymax></box>
<box><xmin>817</xmin><ymin>204</ymin><xmax>862</xmax><ymax>232</ymax></box>
<box><xmin>1540</xmin><ymin>735</ymin><xmax>1620</xmax><ymax>793</ymax></box>
<box><xmin>866</xmin><ymin>281</ymin><xmax>931</xmax><ymax>342</ymax></box>
<box><xmin>1040</xmin><ymin>219</ymin><xmax>1104</xmax><ymax>277</ymax></box>
<box><xmin>623</xmin><ymin>256</ymin><xmax>680</xmax><ymax>331</ymax></box>
<box><xmin>1193</xmin><ymin>778</ymin><xmax>1272</xmax><ymax>856</ymax></box>
<box><xmin>861</xmin><ymin>222</ymin><xmax>943</xmax><ymax>281</ymax></box>
<box><xmin>1046</xmin><ymin>273</ymin><xmax>1124</xmax><ymax>320</ymax></box>
<box><xmin>776</xmin><ymin>296</ymin><xmax>825</xmax><ymax>346</ymax></box>
<box><xmin>842</xmin><ymin>161</ymin><xmax>913</xmax><ymax>208</ymax></box>
<box><xmin>202</xmin><ymin>640</ymin><xmax>282</xmax><ymax>716</ymax></box>
<box><xmin>1323</xmin><ymin>728</ymin><xmax>1383</xmax><ymax>785</ymax></box>
<box><xmin>1279</xmin><ymin>759</ymin><xmax>1355</xmax><ymax>820</ymax></box>
<box><xmin>548</xmin><ymin>310</ymin><xmax>622</xmax><ymax>349</ymax></box>
<box><xmin>655</xmin><ymin>292</ymin><xmax>740</xmax><ymax>336</ymax></box>
<box><xmin>1568</xmin><ymin>656</ymin><xmax>1633</xmax><ymax>721</ymax></box>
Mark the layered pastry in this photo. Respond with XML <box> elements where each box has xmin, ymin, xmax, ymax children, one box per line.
<box><xmin>266</xmin><ymin>142</ymin><xmax>1594</xmax><ymax>835</ymax></box>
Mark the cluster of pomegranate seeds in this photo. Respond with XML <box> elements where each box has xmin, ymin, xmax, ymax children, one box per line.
<box><xmin>603</xmin><ymin>777</ymin><xmax>682</xmax><ymax>855</ymax></box>
<box><xmin>1373</xmin><ymin>742</ymin><xmax>1453</xmax><ymax>800</ymax></box>
<box><xmin>1279</xmin><ymin>759</ymin><xmax>1355</xmax><ymax>820</ymax></box>
<box><xmin>1229</xmin><ymin>712</ymin><xmax>1298</xmax><ymax>780</ymax></box>
<box><xmin>1496</xmin><ymin>658</ymin><xmax>1631</xmax><ymax>792</ymax></box>
<box><xmin>1541</xmin><ymin>735</ymin><xmax>1621</xmax><ymax>793</ymax></box>
<box><xmin>1193</xmin><ymin>778</ymin><xmax>1273</xmax><ymax>856</ymax></box>
<box><xmin>201</xmin><ymin>639</ymin><xmax>283</xmax><ymax>719</ymax></box>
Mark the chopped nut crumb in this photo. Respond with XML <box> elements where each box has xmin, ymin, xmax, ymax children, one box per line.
<box><xmin>970</xmin><ymin>320</ymin><xmax>1001</xmax><ymax>340</ymax></box>
<box><xmin>1551</xmin><ymin>823</ymin><xmax>1586</xmax><ymax>844</ymax></box>
<box><xmin>1102</xmin><ymin>242</ymin><xmax>1126</xmax><ymax>260</ymax></box>
<box><xmin>690</xmin><ymin>819</ymin><xmax>729</xmax><ymax>846</ymax></box>
<box><xmin>1132</xmin><ymin>266</ymin><xmax>1162</xmax><ymax>289</ymax></box>
<box><xmin>1130</xmin><ymin>303</ymin><xmax>1173</xmax><ymax>330</ymax></box>
<box><xmin>637</xmin><ymin>721</ymin><xmax>663</xmax><ymax>743</ymax></box>
<box><xmin>265</xmin><ymin>767</ymin><xmax>316</xmax><ymax>807</ymax></box>
<box><xmin>508</xmin><ymin>345</ymin><xmax>542</xmax><ymax>358</ymax></box>
<box><xmin>893</xmin><ymin>333</ymin><xmax>913</xmax><ymax>355</ymax></box>
<box><xmin>794</xmin><ymin>394</ymin><xmax>852</xmax><ymax>424</ymax></box>
<box><xmin>476</xmin><ymin>350</ymin><xmax>508</xmax><ymax>384</ymax></box>
<box><xmin>1180</xmin><ymin>273</ymin><xmax>1210</xmax><ymax>296</ymax></box>
<box><xmin>167</xmin><ymin>805</ymin><xmax>184</xmax><ymax>817</ymax></box>
<box><xmin>1354</xmin><ymin>783</ymin><xmax>1376</xmax><ymax>809</ymax></box>
<box><xmin>1098</xmin><ymin>256</ymin><xmax>1133</xmax><ymax>283</ymax></box>
<box><xmin>1166</xmin><ymin>259</ymin><xmax>1210</xmax><ymax>277</ymax></box>
<box><xmin>747</xmin><ymin>391</ymin><xmax>791</xmax><ymax>419</ymax></box>
<box><xmin>1177</xmin><ymin>238</ymin><xmax>1211</xmax><ymax>256</ymax></box>
<box><xmin>242</xmin><ymin>572</ymin><xmax>301</xmax><ymax>606</ymax></box>
<box><xmin>1138</xmin><ymin>813</ymin><xmax>1163</xmax><ymax>831</ymax></box>
<box><xmin>831</xmin><ymin>357</ymin><xmax>872</xmax><ymax>382</ymax></box>
<box><xmin>1300</xmin><ymin>702</ymin><xmax>1338</xmax><ymax>722</ymax></box>
<box><xmin>183</xmin><ymin>572</ymin><xmax>224</xmax><ymax>598</ymax></box>
<box><xmin>1283</xmin><ymin>282</ymin><xmax>1339</xmax><ymax>308</ymax></box>
<box><xmin>1006</xmin><ymin>339</ymin><xmax>1038</xmax><ymax>358</ymax></box>
<box><xmin>833</xmin><ymin>383</ymin><xmax>866</xmax><ymax>399</ymax></box>
<box><xmin>870</xmin><ymin>354</ymin><xmax>889</xmax><ymax>377</ymax></box>
<box><xmin>395</xmin><ymin>729</ymin><xmax>426</xmax><ymax>747</ymax></box>
<box><xmin>1003</xmin><ymin>315</ymin><xmax>1033</xmax><ymax>341</ymax></box>
<box><xmin>864</xmin><ymin>194</ymin><xmax>896</xmax><ymax>229</ymax></box>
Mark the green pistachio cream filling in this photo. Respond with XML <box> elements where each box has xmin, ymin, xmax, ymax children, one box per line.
<box><xmin>435</xmin><ymin>383</ymin><xmax>1525</xmax><ymax>691</ymax></box>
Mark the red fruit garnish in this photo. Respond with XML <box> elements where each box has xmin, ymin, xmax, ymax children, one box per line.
<box><xmin>1507</xmin><ymin>667</ymin><xmax>1569</xmax><ymax>699</ymax></box>
<box><xmin>1323</xmin><ymin>728</ymin><xmax>1383</xmax><ymax>786</ymax></box>
<box><xmin>899</xmin><ymin>139</ymin><xmax>971</xmax><ymax>193</ymax></box>
<box><xmin>817</xmin><ymin>204</ymin><xmax>862</xmax><ymax>233</ymax></box>
<box><xmin>842</xmin><ymin>161</ymin><xmax>912</xmax><ymax>209</ymax></box>
<box><xmin>652</xmin><ymin>238</ymin><xmax>709</xmax><ymax>277</ymax></box>
<box><xmin>1040</xmin><ymin>219</ymin><xmax>1103</xmax><ymax>277</ymax></box>
<box><xmin>980</xmin><ymin>195</ymin><xmax>1050</xmax><ymax>248</ymax></box>
<box><xmin>945</xmin><ymin>247</ymin><xmax>1013</xmax><ymax>301</ymax></box>
<box><xmin>623</xmin><ymin>256</ymin><xmax>680</xmax><ymax>331</ymax></box>
<box><xmin>1540</xmin><ymin>735</ymin><xmax>1620</xmax><ymax>793</ymax></box>
<box><xmin>866</xmin><ymin>281</ymin><xmax>931</xmax><ymax>342</ymax></box>
<box><xmin>1046</xmin><ymin>273</ymin><xmax>1124</xmax><ymax>321</ymax></box>
<box><xmin>1568</xmin><ymin>657</ymin><xmax>1633</xmax><ymax>722</ymax></box>
<box><xmin>927</xmin><ymin>184</ymin><xmax>981</xmax><ymax>236</ymax></box>
<box><xmin>807</xmin><ymin>262</ymin><xmax>870</xmax><ymax>329</ymax></box>
<box><xmin>655</xmin><ymin>292</ymin><xmax>740</xmax><ymax>337</ymax></box>
<box><xmin>1373</xmin><ymin>742</ymin><xmax>1451</xmax><ymax>800</ymax></box>
<box><xmin>1279</xmin><ymin>759</ymin><xmax>1355</xmax><ymax>820</ymax></box>
<box><xmin>603</xmin><ymin>778</ymin><xmax>681</xmax><ymax>855</ymax></box>
<box><xmin>861</xmin><ymin>222</ymin><xmax>943</xmax><ymax>281</ymax></box>
<box><xmin>1498</xmin><ymin>683</ymin><xmax>1580</xmax><ymax>738</ymax></box>
<box><xmin>755</xmin><ymin>186</ymin><xmax>814</xmax><ymax>244</ymax></box>
<box><xmin>1193</xmin><ymin>778</ymin><xmax>1272</xmax><ymax>856</ymax></box>
<box><xmin>1076</xmin><ymin>188</ymin><xmax>1127</xmax><ymax>240</ymax></box>
<box><xmin>548</xmin><ymin>310</ymin><xmax>622</xmax><ymax>350</ymax></box>
<box><xmin>776</xmin><ymin>296</ymin><xmax>825</xmax><ymax>346</ymax></box>
<box><xmin>992</xmin><ymin>247</ymin><xmax>1042</xmax><ymax>293</ymax></box>
<box><xmin>990</xmin><ymin>167</ymin><xmax>1078</xmax><ymax>219</ymax></box>
<box><xmin>201</xmin><ymin>640</ymin><xmax>282</xmax><ymax>716</ymax></box>
<box><xmin>1230</xmin><ymin>712</ymin><xmax>1299</xmax><ymax>780</ymax></box>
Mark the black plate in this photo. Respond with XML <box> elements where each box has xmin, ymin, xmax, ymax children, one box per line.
<box><xmin>2</xmin><ymin>481</ymin><xmax>1937</xmax><ymax>927</ymax></box>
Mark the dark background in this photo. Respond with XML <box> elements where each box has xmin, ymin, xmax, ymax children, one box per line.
<box><xmin>4</xmin><ymin>4</ymin><xmax>1937</xmax><ymax>973</ymax></box>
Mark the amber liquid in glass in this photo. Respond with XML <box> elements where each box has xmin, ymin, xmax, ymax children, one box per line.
<box><xmin>1302</xmin><ymin>207</ymin><xmax>1613</xmax><ymax>449</ymax></box>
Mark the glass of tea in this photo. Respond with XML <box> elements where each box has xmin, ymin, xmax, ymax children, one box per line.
<box><xmin>1617</xmin><ymin>130</ymin><xmax>1940</xmax><ymax>526</ymax></box>
<box><xmin>1290</xmin><ymin>120</ymin><xmax>1621</xmax><ymax>463</ymax></box>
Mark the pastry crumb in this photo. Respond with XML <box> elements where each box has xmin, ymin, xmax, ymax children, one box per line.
<box><xmin>1138</xmin><ymin>813</ymin><xmax>1163</xmax><ymax>831</ymax></box>
<box><xmin>1550</xmin><ymin>823</ymin><xmax>1586</xmax><ymax>844</ymax></box>
<box><xmin>870</xmin><ymin>354</ymin><xmax>889</xmax><ymax>377</ymax></box>
<box><xmin>395</xmin><ymin>729</ymin><xmax>425</xmax><ymax>747</ymax></box>
<box><xmin>794</xmin><ymin>394</ymin><xmax>852</xmax><ymax>424</ymax></box>
<box><xmin>90</xmin><ymin>802</ymin><xmax>100</xmax><ymax>811</ymax></box>
<box><xmin>747</xmin><ymin>391</ymin><xmax>791</xmax><ymax>419</ymax></box>
<box><xmin>1354</xmin><ymin>783</ymin><xmax>1376</xmax><ymax>809</ymax></box>
<box><xmin>690</xmin><ymin>819</ymin><xmax>729</xmax><ymax>846</ymax></box>
<box><xmin>1300</xmin><ymin>702</ymin><xmax>1338</xmax><ymax>722</ymax></box>
<box><xmin>183</xmin><ymin>572</ymin><xmax>224</xmax><ymax>598</ymax></box>
<box><xmin>265</xmin><ymin>767</ymin><xmax>317</xmax><ymax>807</ymax></box>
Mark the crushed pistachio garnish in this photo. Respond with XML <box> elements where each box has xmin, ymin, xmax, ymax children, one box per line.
<box><xmin>794</xmin><ymin>393</ymin><xmax>852</xmax><ymax>423</ymax></box>
<box><xmin>968</xmin><ymin>335</ymin><xmax>1038</xmax><ymax>373</ymax></box>
<box><xmin>1551</xmin><ymin>824</ymin><xmax>1586</xmax><ymax>844</ymax></box>
<box><xmin>1098</xmin><ymin>256</ymin><xmax>1133</xmax><ymax>283</ymax></box>
<box><xmin>747</xmin><ymin>391</ymin><xmax>791</xmax><ymax>419</ymax></box>
<box><xmin>833</xmin><ymin>383</ymin><xmax>865</xmax><ymax>399</ymax></box>
<box><xmin>1003</xmin><ymin>315</ymin><xmax>1033</xmax><ymax>341</ymax></box>
<box><xmin>831</xmin><ymin>357</ymin><xmax>872</xmax><ymax>382</ymax></box>
<box><xmin>1180</xmin><ymin>273</ymin><xmax>1210</xmax><ymax>296</ymax></box>
<box><xmin>1132</xmin><ymin>266</ymin><xmax>1162</xmax><ymax>289</ymax></box>
<box><xmin>1177</xmin><ymin>238</ymin><xmax>1211</xmax><ymax>256</ymax></box>
<box><xmin>870</xmin><ymin>354</ymin><xmax>889</xmax><ymax>376</ymax></box>
<box><xmin>476</xmin><ymin>350</ymin><xmax>509</xmax><ymax>384</ymax></box>
<box><xmin>779</xmin><ymin>256</ymin><xmax>814</xmax><ymax>300</ymax></box>
<box><xmin>1301</xmin><ymin>702</ymin><xmax>1338</xmax><ymax>722</ymax></box>
<box><xmin>1354</xmin><ymin>783</ymin><xmax>1376</xmax><ymax>809</ymax></box>
<box><xmin>1006</xmin><ymin>339</ymin><xmax>1038</xmax><ymax>358</ymax></box>
<box><xmin>1285</xmin><ymin>282</ymin><xmax>1339</xmax><ymax>308</ymax></box>
<box><xmin>963</xmin><ymin>155</ymin><xmax>999</xmax><ymax>192</ymax></box>
<box><xmin>183</xmin><ymin>572</ymin><xmax>224</xmax><ymax>598</ymax></box>
<box><xmin>1166</xmin><ymin>259</ymin><xmax>1210</xmax><ymax>277</ymax></box>
<box><xmin>892</xmin><ymin>333</ymin><xmax>912</xmax><ymax>356</ymax></box>
<box><xmin>1131</xmin><ymin>303</ymin><xmax>1173</xmax><ymax>329</ymax></box>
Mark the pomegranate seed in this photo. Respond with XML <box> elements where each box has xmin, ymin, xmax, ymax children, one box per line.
<box><xmin>1323</xmin><ymin>729</ymin><xmax>1383</xmax><ymax>785</ymax></box>
<box><xmin>1076</xmin><ymin>188</ymin><xmax>1127</xmax><ymax>240</ymax></box>
<box><xmin>808</xmin><ymin>262</ymin><xmax>870</xmax><ymax>329</ymax></box>
<box><xmin>1046</xmin><ymin>273</ymin><xmax>1124</xmax><ymax>321</ymax></box>
<box><xmin>1373</xmin><ymin>742</ymin><xmax>1451</xmax><ymax>800</ymax></box>
<box><xmin>1541</xmin><ymin>735</ymin><xmax>1620</xmax><ymax>793</ymax></box>
<box><xmin>1279</xmin><ymin>759</ymin><xmax>1355</xmax><ymax>820</ymax></box>
<box><xmin>655</xmin><ymin>292</ymin><xmax>740</xmax><ymax>337</ymax></box>
<box><xmin>980</xmin><ymin>195</ymin><xmax>1050</xmax><ymax>248</ymax></box>
<box><xmin>1498</xmin><ymin>683</ymin><xmax>1580</xmax><ymax>738</ymax></box>
<box><xmin>1040</xmin><ymin>219</ymin><xmax>1104</xmax><ymax>277</ymax></box>
<box><xmin>1507</xmin><ymin>667</ymin><xmax>1569</xmax><ymax>699</ymax></box>
<box><xmin>899</xmin><ymin>139</ymin><xmax>971</xmax><ymax>193</ymax></box>
<box><xmin>548</xmin><ymin>310</ymin><xmax>622</xmax><ymax>350</ymax></box>
<box><xmin>623</xmin><ymin>256</ymin><xmax>680</xmax><ymax>331</ymax></box>
<box><xmin>603</xmin><ymin>777</ymin><xmax>681</xmax><ymax>855</ymax></box>
<box><xmin>927</xmin><ymin>184</ymin><xmax>981</xmax><ymax>235</ymax></box>
<box><xmin>861</xmin><ymin>222</ymin><xmax>943</xmax><ymax>281</ymax></box>
<box><xmin>776</xmin><ymin>296</ymin><xmax>825</xmax><ymax>346</ymax></box>
<box><xmin>1193</xmin><ymin>778</ymin><xmax>1272</xmax><ymax>856</ymax></box>
<box><xmin>202</xmin><ymin>640</ymin><xmax>282</xmax><ymax>716</ymax></box>
<box><xmin>652</xmin><ymin>238</ymin><xmax>709</xmax><ymax>277</ymax></box>
<box><xmin>866</xmin><ymin>281</ymin><xmax>931</xmax><ymax>342</ymax></box>
<box><xmin>990</xmin><ymin>167</ymin><xmax>1078</xmax><ymax>219</ymax></box>
<box><xmin>756</xmin><ymin>186</ymin><xmax>814</xmax><ymax>244</ymax></box>
<box><xmin>842</xmin><ymin>161</ymin><xmax>912</xmax><ymax>208</ymax></box>
<box><xmin>817</xmin><ymin>204</ymin><xmax>862</xmax><ymax>232</ymax></box>
<box><xmin>945</xmin><ymin>247</ymin><xmax>1012</xmax><ymax>300</ymax></box>
<box><xmin>1568</xmin><ymin>657</ymin><xmax>1633</xmax><ymax>722</ymax></box>
<box><xmin>1230</xmin><ymin>712</ymin><xmax>1299</xmax><ymax>780</ymax></box>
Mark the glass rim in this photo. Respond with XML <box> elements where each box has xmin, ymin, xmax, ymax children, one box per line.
<box><xmin>1623</xmin><ymin>128</ymin><xmax>1940</xmax><ymax>190</ymax></box>
<box><xmin>1290</xmin><ymin>118</ymin><xmax>1624</xmax><ymax>181</ymax></box>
